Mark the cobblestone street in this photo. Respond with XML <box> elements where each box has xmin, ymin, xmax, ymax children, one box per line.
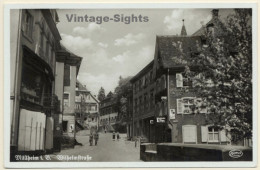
<box><xmin>50</xmin><ymin>132</ymin><xmax>141</xmax><ymax>162</ymax></box>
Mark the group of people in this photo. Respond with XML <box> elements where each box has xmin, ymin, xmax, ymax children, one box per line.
<box><xmin>112</xmin><ymin>132</ymin><xmax>120</xmax><ymax>141</ymax></box>
<box><xmin>89</xmin><ymin>132</ymin><xmax>99</xmax><ymax>146</ymax></box>
<box><xmin>89</xmin><ymin>131</ymin><xmax>121</xmax><ymax>146</ymax></box>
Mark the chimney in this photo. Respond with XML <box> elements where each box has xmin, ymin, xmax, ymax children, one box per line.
<box><xmin>212</xmin><ymin>9</ymin><xmax>219</xmax><ymax>19</ymax></box>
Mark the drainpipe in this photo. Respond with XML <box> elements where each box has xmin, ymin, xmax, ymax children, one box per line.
<box><xmin>167</xmin><ymin>68</ymin><xmax>173</xmax><ymax>142</ymax></box>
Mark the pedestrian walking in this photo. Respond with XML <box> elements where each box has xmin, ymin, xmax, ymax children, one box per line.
<box><xmin>117</xmin><ymin>132</ymin><xmax>120</xmax><ymax>141</ymax></box>
<box><xmin>112</xmin><ymin>131</ymin><xmax>115</xmax><ymax>141</ymax></box>
<box><xmin>89</xmin><ymin>133</ymin><xmax>93</xmax><ymax>146</ymax></box>
<box><xmin>94</xmin><ymin>132</ymin><xmax>99</xmax><ymax>146</ymax></box>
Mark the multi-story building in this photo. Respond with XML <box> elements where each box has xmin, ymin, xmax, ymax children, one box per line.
<box><xmin>130</xmin><ymin>61</ymin><xmax>155</xmax><ymax>142</ymax></box>
<box><xmin>61</xmin><ymin>46</ymin><xmax>82</xmax><ymax>141</ymax></box>
<box><xmin>131</xmin><ymin>9</ymin><xmax>251</xmax><ymax>146</ymax></box>
<box><xmin>125</xmin><ymin>91</ymin><xmax>133</xmax><ymax>140</ymax></box>
<box><xmin>75</xmin><ymin>80</ymin><xmax>100</xmax><ymax>132</ymax></box>
<box><xmin>10</xmin><ymin>9</ymin><xmax>61</xmax><ymax>157</ymax></box>
<box><xmin>99</xmin><ymin>92</ymin><xmax>118</xmax><ymax>132</ymax></box>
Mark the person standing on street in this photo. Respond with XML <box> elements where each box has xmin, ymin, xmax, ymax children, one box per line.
<box><xmin>89</xmin><ymin>133</ymin><xmax>93</xmax><ymax>146</ymax></box>
<box><xmin>94</xmin><ymin>132</ymin><xmax>99</xmax><ymax>146</ymax></box>
<box><xmin>112</xmin><ymin>131</ymin><xmax>115</xmax><ymax>141</ymax></box>
<box><xmin>117</xmin><ymin>132</ymin><xmax>120</xmax><ymax>141</ymax></box>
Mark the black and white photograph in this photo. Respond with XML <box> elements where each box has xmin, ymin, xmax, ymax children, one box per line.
<box><xmin>4</xmin><ymin>3</ymin><xmax>257</xmax><ymax>168</ymax></box>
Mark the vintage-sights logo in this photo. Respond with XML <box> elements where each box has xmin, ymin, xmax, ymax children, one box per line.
<box><xmin>229</xmin><ymin>150</ymin><xmax>243</xmax><ymax>158</ymax></box>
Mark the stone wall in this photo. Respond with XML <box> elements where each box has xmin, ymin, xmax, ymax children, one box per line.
<box><xmin>140</xmin><ymin>143</ymin><xmax>252</xmax><ymax>161</ymax></box>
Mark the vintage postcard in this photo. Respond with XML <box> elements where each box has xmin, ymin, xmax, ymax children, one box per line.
<box><xmin>3</xmin><ymin>2</ymin><xmax>257</xmax><ymax>168</ymax></box>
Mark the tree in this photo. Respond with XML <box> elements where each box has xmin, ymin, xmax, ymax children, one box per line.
<box><xmin>114</xmin><ymin>76</ymin><xmax>133</xmax><ymax>122</ymax></box>
<box><xmin>98</xmin><ymin>87</ymin><xmax>106</xmax><ymax>102</ymax></box>
<box><xmin>179</xmin><ymin>9</ymin><xmax>252</xmax><ymax>141</ymax></box>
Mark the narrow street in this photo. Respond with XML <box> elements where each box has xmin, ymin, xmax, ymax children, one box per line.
<box><xmin>52</xmin><ymin>132</ymin><xmax>141</xmax><ymax>162</ymax></box>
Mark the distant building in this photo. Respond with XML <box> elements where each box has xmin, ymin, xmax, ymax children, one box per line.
<box><xmin>61</xmin><ymin>46</ymin><xmax>82</xmax><ymax>142</ymax></box>
<box><xmin>130</xmin><ymin>61</ymin><xmax>155</xmax><ymax>142</ymax></box>
<box><xmin>75</xmin><ymin>80</ymin><xmax>99</xmax><ymax>133</ymax></box>
<box><xmin>10</xmin><ymin>9</ymin><xmax>61</xmax><ymax>157</ymax></box>
<box><xmin>99</xmin><ymin>92</ymin><xmax>118</xmax><ymax>132</ymax></box>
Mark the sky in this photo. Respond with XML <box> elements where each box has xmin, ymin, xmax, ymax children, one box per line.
<box><xmin>56</xmin><ymin>9</ymin><xmax>233</xmax><ymax>95</ymax></box>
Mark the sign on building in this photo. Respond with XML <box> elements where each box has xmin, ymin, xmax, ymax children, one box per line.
<box><xmin>169</xmin><ymin>109</ymin><xmax>176</xmax><ymax>120</ymax></box>
<box><xmin>156</xmin><ymin>116</ymin><xmax>166</xmax><ymax>123</ymax></box>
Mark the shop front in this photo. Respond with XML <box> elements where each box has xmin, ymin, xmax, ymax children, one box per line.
<box><xmin>17</xmin><ymin>47</ymin><xmax>55</xmax><ymax>155</ymax></box>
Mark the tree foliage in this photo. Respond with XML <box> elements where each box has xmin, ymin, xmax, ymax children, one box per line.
<box><xmin>98</xmin><ymin>87</ymin><xmax>106</xmax><ymax>102</ymax></box>
<box><xmin>113</xmin><ymin>76</ymin><xmax>133</xmax><ymax>123</ymax></box>
<box><xmin>182</xmin><ymin>9</ymin><xmax>252</xmax><ymax>141</ymax></box>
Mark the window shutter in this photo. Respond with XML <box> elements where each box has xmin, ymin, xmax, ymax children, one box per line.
<box><xmin>176</xmin><ymin>73</ymin><xmax>183</xmax><ymax>87</ymax></box>
<box><xmin>220</xmin><ymin>129</ymin><xmax>227</xmax><ymax>142</ymax></box>
<box><xmin>201</xmin><ymin>126</ymin><xmax>208</xmax><ymax>142</ymax></box>
<box><xmin>177</xmin><ymin>99</ymin><xmax>183</xmax><ymax>114</ymax></box>
<box><xmin>183</xmin><ymin>125</ymin><xmax>197</xmax><ymax>143</ymax></box>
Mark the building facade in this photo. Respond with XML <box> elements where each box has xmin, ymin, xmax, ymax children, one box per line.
<box><xmin>75</xmin><ymin>81</ymin><xmax>100</xmax><ymax>133</ymax></box>
<box><xmin>131</xmin><ymin>9</ymin><xmax>251</xmax><ymax>146</ymax></box>
<box><xmin>130</xmin><ymin>61</ymin><xmax>156</xmax><ymax>142</ymax></box>
<box><xmin>99</xmin><ymin>92</ymin><xmax>118</xmax><ymax>132</ymax></box>
<box><xmin>61</xmin><ymin>46</ymin><xmax>82</xmax><ymax>141</ymax></box>
<box><xmin>10</xmin><ymin>9</ymin><xmax>61</xmax><ymax>157</ymax></box>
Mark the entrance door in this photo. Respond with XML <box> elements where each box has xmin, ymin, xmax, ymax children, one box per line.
<box><xmin>182</xmin><ymin>125</ymin><xmax>197</xmax><ymax>144</ymax></box>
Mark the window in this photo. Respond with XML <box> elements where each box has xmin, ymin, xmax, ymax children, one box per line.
<box><xmin>91</xmin><ymin>105</ymin><xmax>96</xmax><ymax>111</ymax></box>
<box><xmin>64</xmin><ymin>64</ymin><xmax>70</xmax><ymax>86</ymax></box>
<box><xmin>176</xmin><ymin>73</ymin><xmax>194</xmax><ymax>88</ymax></box>
<box><xmin>150</xmin><ymin>91</ymin><xmax>154</xmax><ymax>109</ymax></box>
<box><xmin>183</xmin><ymin>76</ymin><xmax>192</xmax><ymax>87</ymax></box>
<box><xmin>144</xmin><ymin>94</ymin><xmax>147</xmax><ymax>110</ymax></box>
<box><xmin>177</xmin><ymin>97</ymin><xmax>207</xmax><ymax>114</ymax></box>
<box><xmin>63</xmin><ymin>93</ymin><xmax>70</xmax><ymax>107</ymax></box>
<box><xmin>139</xmin><ymin>79</ymin><xmax>142</xmax><ymax>90</ymax></box>
<box><xmin>208</xmin><ymin>127</ymin><xmax>219</xmax><ymax>142</ymax></box>
<box><xmin>62</xmin><ymin>121</ymin><xmax>68</xmax><ymax>133</ymax></box>
<box><xmin>177</xmin><ymin>97</ymin><xmax>195</xmax><ymax>114</ymax></box>
<box><xmin>139</xmin><ymin>96</ymin><xmax>142</xmax><ymax>113</ymax></box>
<box><xmin>201</xmin><ymin>126</ymin><xmax>229</xmax><ymax>143</ymax></box>
<box><xmin>23</xmin><ymin>10</ymin><xmax>33</xmax><ymax>38</ymax></box>
<box><xmin>39</xmin><ymin>32</ymin><xmax>44</xmax><ymax>53</ymax></box>
<box><xmin>161</xmin><ymin>75</ymin><xmax>166</xmax><ymax>90</ymax></box>
<box><xmin>46</xmin><ymin>34</ymin><xmax>49</xmax><ymax>59</ymax></box>
<box><xmin>176</xmin><ymin>73</ymin><xmax>183</xmax><ymax>87</ymax></box>
<box><xmin>150</xmin><ymin>71</ymin><xmax>153</xmax><ymax>82</ymax></box>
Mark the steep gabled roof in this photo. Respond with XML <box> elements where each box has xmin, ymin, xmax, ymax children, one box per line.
<box><xmin>156</xmin><ymin>35</ymin><xmax>202</xmax><ymax>68</ymax></box>
<box><xmin>76</xmin><ymin>80</ymin><xmax>88</xmax><ymax>91</ymax></box>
